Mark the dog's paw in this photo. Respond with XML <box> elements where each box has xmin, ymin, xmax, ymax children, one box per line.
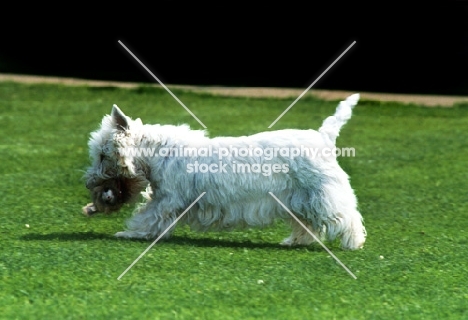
<box><xmin>280</xmin><ymin>235</ymin><xmax>316</xmax><ymax>246</ymax></box>
<box><xmin>115</xmin><ymin>231</ymin><xmax>152</xmax><ymax>239</ymax></box>
<box><xmin>82</xmin><ymin>203</ymin><xmax>98</xmax><ymax>216</ymax></box>
<box><xmin>114</xmin><ymin>231</ymin><xmax>135</xmax><ymax>239</ymax></box>
<box><xmin>280</xmin><ymin>237</ymin><xmax>295</xmax><ymax>246</ymax></box>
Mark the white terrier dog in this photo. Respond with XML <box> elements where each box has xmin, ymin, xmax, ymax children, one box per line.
<box><xmin>84</xmin><ymin>94</ymin><xmax>366</xmax><ymax>250</ymax></box>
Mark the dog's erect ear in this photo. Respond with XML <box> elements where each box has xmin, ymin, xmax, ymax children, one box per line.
<box><xmin>112</xmin><ymin>104</ymin><xmax>129</xmax><ymax>131</ymax></box>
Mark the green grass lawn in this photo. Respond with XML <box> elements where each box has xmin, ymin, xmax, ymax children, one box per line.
<box><xmin>1</xmin><ymin>82</ymin><xmax>467</xmax><ymax>319</ymax></box>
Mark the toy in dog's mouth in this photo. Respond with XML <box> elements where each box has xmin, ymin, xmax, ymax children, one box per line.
<box><xmin>82</xmin><ymin>178</ymin><xmax>126</xmax><ymax>216</ymax></box>
<box><xmin>82</xmin><ymin>175</ymin><xmax>150</xmax><ymax>216</ymax></box>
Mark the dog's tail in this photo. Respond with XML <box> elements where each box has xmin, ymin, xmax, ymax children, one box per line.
<box><xmin>319</xmin><ymin>93</ymin><xmax>359</xmax><ymax>144</ymax></box>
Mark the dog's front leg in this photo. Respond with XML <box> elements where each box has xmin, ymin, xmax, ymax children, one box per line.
<box><xmin>280</xmin><ymin>218</ymin><xmax>323</xmax><ymax>246</ymax></box>
<box><xmin>115</xmin><ymin>199</ymin><xmax>178</xmax><ymax>240</ymax></box>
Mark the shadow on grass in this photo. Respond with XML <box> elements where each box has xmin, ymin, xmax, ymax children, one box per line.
<box><xmin>168</xmin><ymin>235</ymin><xmax>296</xmax><ymax>250</ymax></box>
<box><xmin>20</xmin><ymin>232</ymin><xmax>115</xmax><ymax>241</ymax></box>
<box><xmin>19</xmin><ymin>232</ymin><xmax>323</xmax><ymax>251</ymax></box>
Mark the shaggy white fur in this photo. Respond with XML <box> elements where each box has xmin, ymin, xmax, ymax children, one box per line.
<box><xmin>85</xmin><ymin>94</ymin><xmax>366</xmax><ymax>250</ymax></box>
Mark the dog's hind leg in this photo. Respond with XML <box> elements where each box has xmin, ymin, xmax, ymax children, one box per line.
<box><xmin>280</xmin><ymin>218</ymin><xmax>323</xmax><ymax>246</ymax></box>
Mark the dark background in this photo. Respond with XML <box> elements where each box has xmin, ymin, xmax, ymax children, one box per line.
<box><xmin>1</xmin><ymin>3</ymin><xmax>467</xmax><ymax>95</ymax></box>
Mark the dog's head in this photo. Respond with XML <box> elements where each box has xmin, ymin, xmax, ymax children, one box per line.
<box><xmin>85</xmin><ymin>105</ymin><xmax>145</xmax><ymax>182</ymax></box>
<box><xmin>83</xmin><ymin>105</ymin><xmax>150</xmax><ymax>215</ymax></box>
